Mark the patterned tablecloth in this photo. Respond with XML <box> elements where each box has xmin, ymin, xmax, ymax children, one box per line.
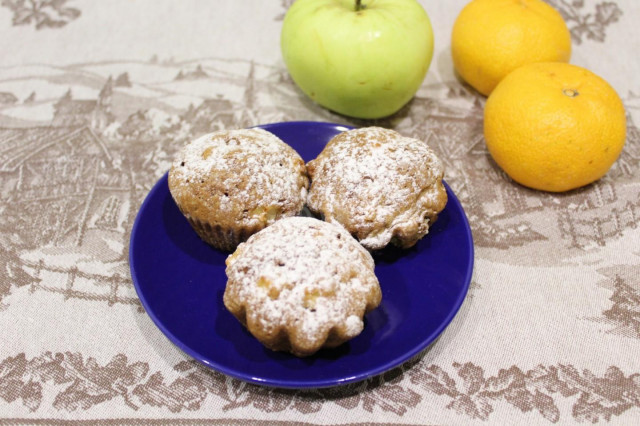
<box><xmin>1</xmin><ymin>0</ymin><xmax>639</xmax><ymax>424</ymax></box>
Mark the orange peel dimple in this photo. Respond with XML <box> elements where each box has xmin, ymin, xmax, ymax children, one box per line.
<box><xmin>562</xmin><ymin>88</ymin><xmax>579</xmax><ymax>98</ymax></box>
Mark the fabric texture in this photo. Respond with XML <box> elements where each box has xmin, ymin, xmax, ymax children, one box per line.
<box><xmin>0</xmin><ymin>0</ymin><xmax>638</xmax><ymax>424</ymax></box>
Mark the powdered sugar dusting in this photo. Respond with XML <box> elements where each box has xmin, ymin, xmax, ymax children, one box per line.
<box><xmin>168</xmin><ymin>128</ymin><xmax>308</xmax><ymax>228</ymax></box>
<box><xmin>224</xmin><ymin>217</ymin><xmax>381</xmax><ymax>356</ymax></box>
<box><xmin>307</xmin><ymin>127</ymin><xmax>447</xmax><ymax>250</ymax></box>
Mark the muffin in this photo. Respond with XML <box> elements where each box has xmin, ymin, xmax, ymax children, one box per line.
<box><xmin>224</xmin><ymin>216</ymin><xmax>381</xmax><ymax>357</ymax></box>
<box><xmin>168</xmin><ymin>128</ymin><xmax>308</xmax><ymax>251</ymax></box>
<box><xmin>307</xmin><ymin>127</ymin><xmax>447</xmax><ymax>250</ymax></box>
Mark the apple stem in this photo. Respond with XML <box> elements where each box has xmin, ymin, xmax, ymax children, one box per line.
<box><xmin>355</xmin><ymin>0</ymin><xmax>365</xmax><ymax>11</ymax></box>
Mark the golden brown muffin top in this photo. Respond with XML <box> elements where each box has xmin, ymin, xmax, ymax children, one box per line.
<box><xmin>168</xmin><ymin>128</ymin><xmax>308</xmax><ymax>229</ymax></box>
<box><xmin>224</xmin><ymin>217</ymin><xmax>381</xmax><ymax>357</ymax></box>
<box><xmin>307</xmin><ymin>127</ymin><xmax>447</xmax><ymax>250</ymax></box>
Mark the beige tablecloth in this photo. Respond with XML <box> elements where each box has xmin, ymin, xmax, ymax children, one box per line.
<box><xmin>1</xmin><ymin>0</ymin><xmax>639</xmax><ymax>424</ymax></box>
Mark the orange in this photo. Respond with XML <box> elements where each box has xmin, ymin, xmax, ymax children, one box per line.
<box><xmin>451</xmin><ymin>0</ymin><xmax>571</xmax><ymax>96</ymax></box>
<box><xmin>484</xmin><ymin>62</ymin><xmax>626</xmax><ymax>192</ymax></box>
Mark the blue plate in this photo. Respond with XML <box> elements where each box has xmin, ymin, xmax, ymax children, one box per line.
<box><xmin>130</xmin><ymin>121</ymin><xmax>474</xmax><ymax>389</ymax></box>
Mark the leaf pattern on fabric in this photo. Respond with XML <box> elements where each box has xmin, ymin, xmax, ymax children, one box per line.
<box><xmin>409</xmin><ymin>362</ymin><xmax>640</xmax><ymax>423</ymax></box>
<box><xmin>132</xmin><ymin>372</ymin><xmax>206</xmax><ymax>412</ymax></box>
<box><xmin>1</xmin><ymin>0</ymin><xmax>81</xmax><ymax>30</ymax></box>
<box><xmin>596</xmin><ymin>265</ymin><xmax>640</xmax><ymax>339</ymax></box>
<box><xmin>604</xmin><ymin>276</ymin><xmax>640</xmax><ymax>338</ymax></box>
<box><xmin>545</xmin><ymin>0</ymin><xmax>623</xmax><ymax>44</ymax></box>
<box><xmin>1</xmin><ymin>352</ymin><xmax>639</xmax><ymax>422</ymax></box>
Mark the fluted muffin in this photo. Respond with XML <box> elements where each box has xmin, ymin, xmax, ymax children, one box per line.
<box><xmin>224</xmin><ymin>216</ymin><xmax>381</xmax><ymax>357</ymax></box>
<box><xmin>168</xmin><ymin>128</ymin><xmax>309</xmax><ymax>251</ymax></box>
<box><xmin>307</xmin><ymin>127</ymin><xmax>447</xmax><ymax>250</ymax></box>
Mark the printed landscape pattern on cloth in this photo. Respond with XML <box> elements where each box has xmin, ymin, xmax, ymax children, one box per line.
<box><xmin>0</xmin><ymin>0</ymin><xmax>638</xmax><ymax>424</ymax></box>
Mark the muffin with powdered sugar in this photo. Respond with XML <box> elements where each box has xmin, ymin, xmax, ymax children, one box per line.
<box><xmin>224</xmin><ymin>216</ymin><xmax>381</xmax><ymax>357</ymax></box>
<box><xmin>306</xmin><ymin>127</ymin><xmax>447</xmax><ymax>250</ymax></box>
<box><xmin>168</xmin><ymin>128</ymin><xmax>308</xmax><ymax>252</ymax></box>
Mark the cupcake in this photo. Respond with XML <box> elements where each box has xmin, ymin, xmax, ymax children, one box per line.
<box><xmin>168</xmin><ymin>128</ymin><xmax>308</xmax><ymax>251</ymax></box>
<box><xmin>307</xmin><ymin>127</ymin><xmax>447</xmax><ymax>250</ymax></box>
<box><xmin>224</xmin><ymin>216</ymin><xmax>381</xmax><ymax>357</ymax></box>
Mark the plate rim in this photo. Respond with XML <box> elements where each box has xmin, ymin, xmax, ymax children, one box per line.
<box><xmin>129</xmin><ymin>120</ymin><xmax>474</xmax><ymax>389</ymax></box>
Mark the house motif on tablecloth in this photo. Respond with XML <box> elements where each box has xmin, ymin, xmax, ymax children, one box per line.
<box><xmin>0</xmin><ymin>126</ymin><xmax>132</xmax><ymax>249</ymax></box>
<box><xmin>0</xmin><ymin>91</ymin><xmax>18</xmax><ymax>105</ymax></box>
<box><xmin>0</xmin><ymin>125</ymin><xmax>137</xmax><ymax>306</ymax></box>
<box><xmin>234</xmin><ymin>60</ymin><xmax>257</xmax><ymax>128</ymax></box>
<box><xmin>182</xmin><ymin>61</ymin><xmax>259</xmax><ymax>134</ymax></box>
<box><xmin>183</xmin><ymin>95</ymin><xmax>235</xmax><ymax>135</ymax></box>
<box><xmin>52</xmin><ymin>77</ymin><xmax>115</xmax><ymax>130</ymax></box>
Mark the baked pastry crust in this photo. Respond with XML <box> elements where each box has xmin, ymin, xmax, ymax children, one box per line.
<box><xmin>168</xmin><ymin>128</ymin><xmax>308</xmax><ymax>251</ymax></box>
<box><xmin>224</xmin><ymin>216</ymin><xmax>381</xmax><ymax>357</ymax></box>
<box><xmin>307</xmin><ymin>127</ymin><xmax>447</xmax><ymax>250</ymax></box>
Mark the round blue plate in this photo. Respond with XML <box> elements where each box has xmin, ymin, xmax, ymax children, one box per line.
<box><xmin>129</xmin><ymin>121</ymin><xmax>474</xmax><ymax>389</ymax></box>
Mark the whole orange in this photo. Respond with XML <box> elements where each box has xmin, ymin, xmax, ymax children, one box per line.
<box><xmin>452</xmin><ymin>0</ymin><xmax>571</xmax><ymax>96</ymax></box>
<box><xmin>484</xmin><ymin>62</ymin><xmax>626</xmax><ymax>192</ymax></box>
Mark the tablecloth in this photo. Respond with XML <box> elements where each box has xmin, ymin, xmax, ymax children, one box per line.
<box><xmin>0</xmin><ymin>0</ymin><xmax>639</xmax><ymax>424</ymax></box>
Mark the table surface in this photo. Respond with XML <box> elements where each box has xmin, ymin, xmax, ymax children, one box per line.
<box><xmin>1</xmin><ymin>0</ymin><xmax>638</xmax><ymax>424</ymax></box>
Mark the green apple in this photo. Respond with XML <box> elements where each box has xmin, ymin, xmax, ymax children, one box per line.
<box><xmin>281</xmin><ymin>0</ymin><xmax>434</xmax><ymax>119</ymax></box>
